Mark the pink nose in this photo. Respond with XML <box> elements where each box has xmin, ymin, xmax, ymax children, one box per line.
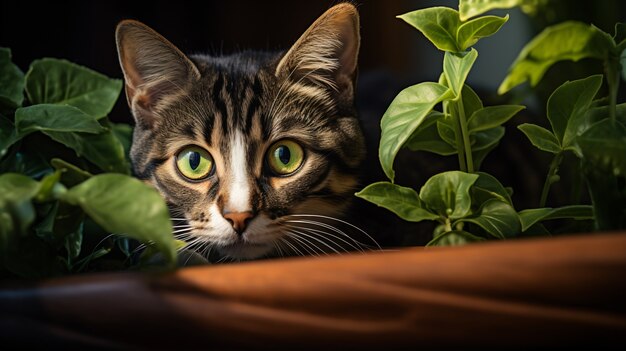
<box><xmin>222</xmin><ymin>211</ymin><xmax>254</xmax><ymax>234</ymax></box>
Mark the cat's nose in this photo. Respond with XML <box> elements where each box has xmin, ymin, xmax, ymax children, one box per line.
<box><xmin>223</xmin><ymin>211</ymin><xmax>254</xmax><ymax>234</ymax></box>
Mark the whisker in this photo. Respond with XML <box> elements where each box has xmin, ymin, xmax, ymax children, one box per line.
<box><xmin>289</xmin><ymin>228</ymin><xmax>343</xmax><ymax>255</ymax></box>
<box><xmin>285</xmin><ymin>214</ymin><xmax>382</xmax><ymax>250</ymax></box>
<box><xmin>280</xmin><ymin>235</ymin><xmax>307</xmax><ymax>257</ymax></box>
<box><xmin>286</xmin><ymin>231</ymin><xmax>323</xmax><ymax>256</ymax></box>
<box><xmin>284</xmin><ymin>224</ymin><xmax>364</xmax><ymax>252</ymax></box>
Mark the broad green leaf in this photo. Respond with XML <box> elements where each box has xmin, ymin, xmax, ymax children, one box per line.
<box><xmin>472</xmin><ymin>171</ymin><xmax>513</xmax><ymax>205</ymax></box>
<box><xmin>517</xmin><ymin>124</ymin><xmax>561</xmax><ymax>154</ymax></box>
<box><xmin>44</xmin><ymin>119</ymin><xmax>130</xmax><ymax>174</ymax></box>
<box><xmin>0</xmin><ymin>173</ymin><xmax>39</xmax><ymax>237</ymax></box>
<box><xmin>444</xmin><ymin>49</ymin><xmax>478</xmax><ymax>97</ymax></box>
<box><xmin>468</xmin><ymin>105</ymin><xmax>525</xmax><ymax>133</ymax></box>
<box><xmin>519</xmin><ymin>205</ymin><xmax>594</xmax><ymax>231</ymax></box>
<box><xmin>379</xmin><ymin>82</ymin><xmax>453</xmax><ymax>181</ymax></box>
<box><xmin>457</xmin><ymin>15</ymin><xmax>509</xmax><ymax>50</ymax></box>
<box><xmin>25</xmin><ymin>58</ymin><xmax>122</xmax><ymax>119</ymax></box>
<box><xmin>51</xmin><ymin>158</ymin><xmax>93</xmax><ymax>187</ymax></box>
<box><xmin>471</xmin><ymin>127</ymin><xmax>505</xmax><ymax>170</ymax></box>
<box><xmin>406</xmin><ymin>111</ymin><xmax>457</xmax><ymax>155</ymax></box>
<box><xmin>426</xmin><ymin>230</ymin><xmax>485</xmax><ymax>246</ymax></box>
<box><xmin>578</xmin><ymin>119</ymin><xmax>626</xmax><ymax>175</ymax></box>
<box><xmin>398</xmin><ymin>7</ymin><xmax>461</xmax><ymax>52</ymax></box>
<box><xmin>499</xmin><ymin>22</ymin><xmax>613</xmax><ymax>94</ymax></box>
<box><xmin>459</xmin><ymin>0</ymin><xmax>545</xmax><ymax>21</ymax></box>
<box><xmin>547</xmin><ymin>75</ymin><xmax>603</xmax><ymax>146</ymax></box>
<box><xmin>461</xmin><ymin>84</ymin><xmax>483</xmax><ymax>118</ymax></box>
<box><xmin>111</xmin><ymin>123</ymin><xmax>133</xmax><ymax>159</ymax></box>
<box><xmin>436</xmin><ymin>119</ymin><xmax>457</xmax><ymax>147</ymax></box>
<box><xmin>355</xmin><ymin>182</ymin><xmax>439</xmax><ymax>222</ymax></box>
<box><xmin>0</xmin><ymin>48</ymin><xmax>24</xmax><ymax>108</ymax></box>
<box><xmin>458</xmin><ymin>199</ymin><xmax>520</xmax><ymax>239</ymax></box>
<box><xmin>0</xmin><ymin>114</ymin><xmax>19</xmax><ymax>158</ymax></box>
<box><xmin>61</xmin><ymin>174</ymin><xmax>176</xmax><ymax>266</ymax></box>
<box><xmin>419</xmin><ymin>171</ymin><xmax>479</xmax><ymax>219</ymax></box>
<box><xmin>15</xmin><ymin>104</ymin><xmax>105</xmax><ymax>136</ymax></box>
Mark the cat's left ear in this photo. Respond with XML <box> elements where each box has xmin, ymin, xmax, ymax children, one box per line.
<box><xmin>276</xmin><ymin>3</ymin><xmax>360</xmax><ymax>103</ymax></box>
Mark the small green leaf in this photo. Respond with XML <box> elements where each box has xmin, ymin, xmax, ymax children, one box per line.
<box><xmin>519</xmin><ymin>205</ymin><xmax>594</xmax><ymax>231</ymax></box>
<box><xmin>406</xmin><ymin>111</ymin><xmax>457</xmax><ymax>156</ymax></box>
<box><xmin>111</xmin><ymin>123</ymin><xmax>133</xmax><ymax>159</ymax></box>
<box><xmin>468</xmin><ymin>105</ymin><xmax>525</xmax><ymax>133</ymax></box>
<box><xmin>419</xmin><ymin>171</ymin><xmax>479</xmax><ymax>219</ymax></box>
<box><xmin>460</xmin><ymin>84</ymin><xmax>483</xmax><ymax>118</ymax></box>
<box><xmin>379</xmin><ymin>82</ymin><xmax>453</xmax><ymax>181</ymax></box>
<box><xmin>499</xmin><ymin>22</ymin><xmax>613</xmax><ymax>94</ymax></box>
<box><xmin>471</xmin><ymin>127</ymin><xmax>505</xmax><ymax>170</ymax></box>
<box><xmin>459</xmin><ymin>0</ymin><xmax>545</xmax><ymax>21</ymax></box>
<box><xmin>547</xmin><ymin>75</ymin><xmax>603</xmax><ymax>146</ymax></box>
<box><xmin>398</xmin><ymin>7</ymin><xmax>461</xmax><ymax>52</ymax></box>
<box><xmin>426</xmin><ymin>230</ymin><xmax>485</xmax><ymax>246</ymax></box>
<box><xmin>51</xmin><ymin>158</ymin><xmax>93</xmax><ymax>187</ymax></box>
<box><xmin>472</xmin><ymin>171</ymin><xmax>513</xmax><ymax>205</ymax></box>
<box><xmin>0</xmin><ymin>114</ymin><xmax>19</xmax><ymax>158</ymax></box>
<box><xmin>60</xmin><ymin>174</ymin><xmax>176</xmax><ymax>266</ymax></box>
<box><xmin>444</xmin><ymin>49</ymin><xmax>478</xmax><ymax>98</ymax></box>
<box><xmin>355</xmin><ymin>182</ymin><xmax>439</xmax><ymax>222</ymax></box>
<box><xmin>15</xmin><ymin>104</ymin><xmax>106</xmax><ymax>137</ymax></box>
<box><xmin>0</xmin><ymin>48</ymin><xmax>25</xmax><ymax>109</ymax></box>
<box><xmin>457</xmin><ymin>15</ymin><xmax>509</xmax><ymax>50</ymax></box>
<box><xmin>518</xmin><ymin>123</ymin><xmax>561</xmax><ymax>154</ymax></box>
<box><xmin>44</xmin><ymin>119</ymin><xmax>130</xmax><ymax>174</ymax></box>
<box><xmin>0</xmin><ymin>173</ymin><xmax>40</xmax><ymax>237</ymax></box>
<box><xmin>0</xmin><ymin>173</ymin><xmax>40</xmax><ymax>201</ymax></box>
<box><xmin>25</xmin><ymin>58</ymin><xmax>122</xmax><ymax>119</ymax></box>
<box><xmin>458</xmin><ymin>199</ymin><xmax>520</xmax><ymax>239</ymax></box>
<box><xmin>35</xmin><ymin>170</ymin><xmax>64</xmax><ymax>202</ymax></box>
<box><xmin>436</xmin><ymin>119</ymin><xmax>457</xmax><ymax>147</ymax></box>
<box><xmin>578</xmin><ymin>119</ymin><xmax>626</xmax><ymax>175</ymax></box>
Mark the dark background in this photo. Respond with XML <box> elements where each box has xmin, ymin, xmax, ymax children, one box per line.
<box><xmin>2</xmin><ymin>0</ymin><xmax>624</xmax><ymax>243</ymax></box>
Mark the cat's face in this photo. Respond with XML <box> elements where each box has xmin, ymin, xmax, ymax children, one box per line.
<box><xmin>116</xmin><ymin>4</ymin><xmax>365</xmax><ymax>260</ymax></box>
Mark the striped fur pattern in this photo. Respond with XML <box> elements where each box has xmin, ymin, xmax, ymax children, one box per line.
<box><xmin>116</xmin><ymin>4</ymin><xmax>367</xmax><ymax>260</ymax></box>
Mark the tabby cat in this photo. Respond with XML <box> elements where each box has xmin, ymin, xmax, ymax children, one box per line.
<box><xmin>115</xmin><ymin>3</ymin><xmax>382</xmax><ymax>262</ymax></box>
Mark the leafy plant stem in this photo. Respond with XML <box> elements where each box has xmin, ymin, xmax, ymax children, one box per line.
<box><xmin>540</xmin><ymin>152</ymin><xmax>563</xmax><ymax>208</ymax></box>
<box><xmin>448</xmin><ymin>101</ymin><xmax>467</xmax><ymax>172</ymax></box>
<box><xmin>455</xmin><ymin>95</ymin><xmax>474</xmax><ymax>173</ymax></box>
<box><xmin>444</xmin><ymin>218</ymin><xmax>453</xmax><ymax>232</ymax></box>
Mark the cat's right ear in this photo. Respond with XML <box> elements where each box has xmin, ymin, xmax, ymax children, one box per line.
<box><xmin>115</xmin><ymin>20</ymin><xmax>200</xmax><ymax>129</ymax></box>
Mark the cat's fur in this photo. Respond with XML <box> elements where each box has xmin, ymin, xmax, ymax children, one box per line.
<box><xmin>116</xmin><ymin>3</ymin><xmax>374</xmax><ymax>261</ymax></box>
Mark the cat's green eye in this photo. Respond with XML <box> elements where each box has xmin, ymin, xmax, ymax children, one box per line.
<box><xmin>267</xmin><ymin>140</ymin><xmax>304</xmax><ymax>176</ymax></box>
<box><xmin>175</xmin><ymin>146</ymin><xmax>214</xmax><ymax>181</ymax></box>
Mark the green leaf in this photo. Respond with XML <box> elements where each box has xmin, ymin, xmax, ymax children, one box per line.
<box><xmin>60</xmin><ymin>174</ymin><xmax>176</xmax><ymax>266</ymax></box>
<box><xmin>25</xmin><ymin>58</ymin><xmax>122</xmax><ymax>119</ymax></box>
<box><xmin>0</xmin><ymin>173</ymin><xmax>40</xmax><ymax>237</ymax></box>
<box><xmin>0</xmin><ymin>114</ymin><xmax>19</xmax><ymax>158</ymax></box>
<box><xmin>460</xmin><ymin>84</ymin><xmax>483</xmax><ymax>118</ymax></box>
<box><xmin>355</xmin><ymin>182</ymin><xmax>439</xmax><ymax>222</ymax></box>
<box><xmin>426</xmin><ymin>230</ymin><xmax>485</xmax><ymax>246</ymax></box>
<box><xmin>44</xmin><ymin>119</ymin><xmax>130</xmax><ymax>174</ymax></box>
<box><xmin>517</xmin><ymin>123</ymin><xmax>561</xmax><ymax>154</ymax></box>
<box><xmin>547</xmin><ymin>75</ymin><xmax>603</xmax><ymax>147</ymax></box>
<box><xmin>35</xmin><ymin>170</ymin><xmax>65</xmax><ymax>202</ymax></box>
<box><xmin>405</xmin><ymin>111</ymin><xmax>457</xmax><ymax>156</ymax></box>
<box><xmin>0</xmin><ymin>48</ymin><xmax>25</xmax><ymax>108</ymax></box>
<box><xmin>51</xmin><ymin>158</ymin><xmax>93</xmax><ymax>187</ymax></box>
<box><xmin>379</xmin><ymin>82</ymin><xmax>453</xmax><ymax>181</ymax></box>
<box><xmin>519</xmin><ymin>205</ymin><xmax>594</xmax><ymax>231</ymax></box>
<box><xmin>459</xmin><ymin>0</ymin><xmax>545</xmax><ymax>21</ymax></box>
<box><xmin>471</xmin><ymin>127</ymin><xmax>505</xmax><ymax>170</ymax></box>
<box><xmin>458</xmin><ymin>199</ymin><xmax>520</xmax><ymax>239</ymax></box>
<box><xmin>398</xmin><ymin>7</ymin><xmax>461</xmax><ymax>52</ymax></box>
<box><xmin>472</xmin><ymin>171</ymin><xmax>513</xmax><ymax>205</ymax></box>
<box><xmin>457</xmin><ymin>15</ymin><xmax>509</xmax><ymax>50</ymax></box>
<box><xmin>578</xmin><ymin>119</ymin><xmax>626</xmax><ymax>175</ymax></box>
<box><xmin>436</xmin><ymin>119</ymin><xmax>457</xmax><ymax>147</ymax></box>
<box><xmin>499</xmin><ymin>22</ymin><xmax>613</xmax><ymax>94</ymax></box>
<box><xmin>15</xmin><ymin>104</ymin><xmax>105</xmax><ymax>136</ymax></box>
<box><xmin>0</xmin><ymin>173</ymin><xmax>40</xmax><ymax>202</ymax></box>
<box><xmin>419</xmin><ymin>171</ymin><xmax>479</xmax><ymax>219</ymax></box>
<box><xmin>444</xmin><ymin>49</ymin><xmax>478</xmax><ymax>98</ymax></box>
<box><xmin>468</xmin><ymin>105</ymin><xmax>525</xmax><ymax>133</ymax></box>
<box><xmin>111</xmin><ymin>123</ymin><xmax>133</xmax><ymax>159</ymax></box>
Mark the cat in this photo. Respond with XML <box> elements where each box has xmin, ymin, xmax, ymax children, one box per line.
<box><xmin>115</xmin><ymin>3</ymin><xmax>387</xmax><ymax>262</ymax></box>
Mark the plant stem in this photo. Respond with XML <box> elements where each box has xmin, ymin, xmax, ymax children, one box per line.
<box><xmin>448</xmin><ymin>101</ymin><xmax>467</xmax><ymax>172</ymax></box>
<box><xmin>455</xmin><ymin>95</ymin><xmax>474</xmax><ymax>173</ymax></box>
<box><xmin>540</xmin><ymin>152</ymin><xmax>563</xmax><ymax>208</ymax></box>
<box><xmin>444</xmin><ymin>218</ymin><xmax>453</xmax><ymax>232</ymax></box>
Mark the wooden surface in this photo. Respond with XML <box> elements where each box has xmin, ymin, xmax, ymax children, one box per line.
<box><xmin>1</xmin><ymin>232</ymin><xmax>626</xmax><ymax>349</ymax></box>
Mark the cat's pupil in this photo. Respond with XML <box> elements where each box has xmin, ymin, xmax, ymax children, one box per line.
<box><xmin>188</xmin><ymin>152</ymin><xmax>201</xmax><ymax>170</ymax></box>
<box><xmin>277</xmin><ymin>146</ymin><xmax>291</xmax><ymax>165</ymax></box>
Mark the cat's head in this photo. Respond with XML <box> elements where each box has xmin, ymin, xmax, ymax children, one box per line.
<box><xmin>115</xmin><ymin>3</ymin><xmax>365</xmax><ymax>260</ymax></box>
